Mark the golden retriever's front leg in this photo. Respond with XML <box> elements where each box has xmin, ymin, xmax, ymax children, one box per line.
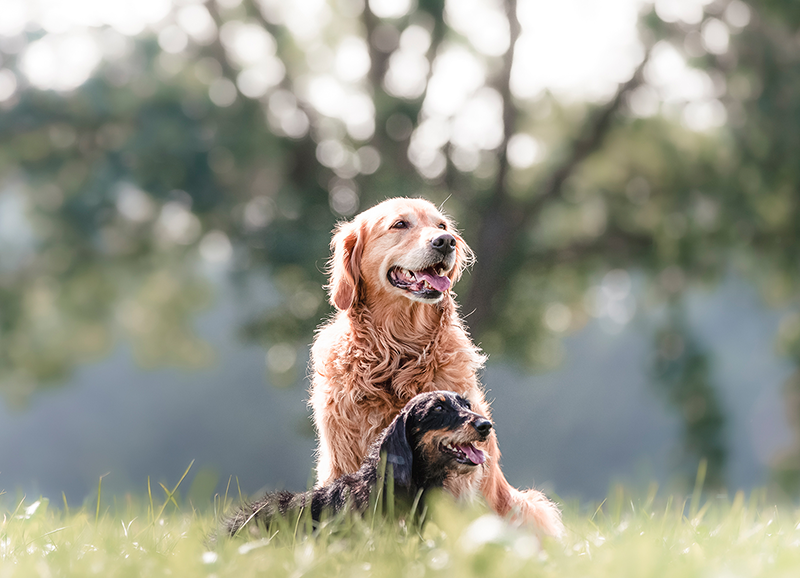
<box><xmin>480</xmin><ymin>432</ymin><xmax>564</xmax><ymax>537</ymax></box>
<box><xmin>311</xmin><ymin>396</ymin><xmax>360</xmax><ymax>484</ymax></box>
<box><xmin>465</xmin><ymin>393</ymin><xmax>563</xmax><ymax>536</ymax></box>
<box><xmin>311</xmin><ymin>385</ymin><xmax>387</xmax><ymax>485</ymax></box>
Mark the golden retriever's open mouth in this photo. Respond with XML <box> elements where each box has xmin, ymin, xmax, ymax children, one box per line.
<box><xmin>439</xmin><ymin>441</ymin><xmax>485</xmax><ymax>466</ymax></box>
<box><xmin>388</xmin><ymin>266</ymin><xmax>451</xmax><ymax>300</ymax></box>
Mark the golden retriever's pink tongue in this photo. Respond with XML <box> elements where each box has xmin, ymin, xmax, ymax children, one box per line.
<box><xmin>418</xmin><ymin>270</ymin><xmax>451</xmax><ymax>292</ymax></box>
<box><xmin>459</xmin><ymin>443</ymin><xmax>485</xmax><ymax>465</ymax></box>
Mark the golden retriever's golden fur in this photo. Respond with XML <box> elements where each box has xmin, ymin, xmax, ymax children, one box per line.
<box><xmin>309</xmin><ymin>197</ymin><xmax>563</xmax><ymax>536</ymax></box>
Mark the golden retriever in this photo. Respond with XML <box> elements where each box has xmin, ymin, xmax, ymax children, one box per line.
<box><xmin>308</xmin><ymin>197</ymin><xmax>563</xmax><ymax>536</ymax></box>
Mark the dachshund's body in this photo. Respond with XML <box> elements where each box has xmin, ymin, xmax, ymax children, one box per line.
<box><xmin>224</xmin><ymin>391</ymin><xmax>491</xmax><ymax>535</ymax></box>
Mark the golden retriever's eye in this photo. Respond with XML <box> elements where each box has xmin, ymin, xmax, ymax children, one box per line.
<box><xmin>391</xmin><ymin>220</ymin><xmax>409</xmax><ymax>230</ymax></box>
<box><xmin>438</xmin><ymin>223</ymin><xmax>447</xmax><ymax>230</ymax></box>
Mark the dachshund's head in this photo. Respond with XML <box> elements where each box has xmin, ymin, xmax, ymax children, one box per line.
<box><xmin>378</xmin><ymin>391</ymin><xmax>492</xmax><ymax>493</ymax></box>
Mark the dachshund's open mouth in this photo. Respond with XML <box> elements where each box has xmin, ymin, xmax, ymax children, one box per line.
<box><xmin>440</xmin><ymin>441</ymin><xmax>485</xmax><ymax>466</ymax></box>
<box><xmin>388</xmin><ymin>266</ymin><xmax>451</xmax><ymax>300</ymax></box>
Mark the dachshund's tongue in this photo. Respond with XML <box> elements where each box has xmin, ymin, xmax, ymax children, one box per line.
<box><xmin>459</xmin><ymin>443</ymin><xmax>485</xmax><ymax>465</ymax></box>
<box><xmin>418</xmin><ymin>269</ymin><xmax>451</xmax><ymax>292</ymax></box>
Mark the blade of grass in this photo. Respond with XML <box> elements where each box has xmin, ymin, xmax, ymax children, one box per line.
<box><xmin>590</xmin><ymin>498</ymin><xmax>607</xmax><ymax>523</ymax></box>
<box><xmin>371</xmin><ymin>455</ymin><xmax>388</xmax><ymax>532</ymax></box>
<box><xmin>689</xmin><ymin>458</ymin><xmax>707</xmax><ymax>519</ymax></box>
<box><xmin>611</xmin><ymin>484</ymin><xmax>624</xmax><ymax>524</ymax></box>
<box><xmin>25</xmin><ymin>526</ymin><xmax>69</xmax><ymax>550</ymax></box>
<box><xmin>159</xmin><ymin>483</ymin><xmax>181</xmax><ymax>510</ymax></box>
<box><xmin>8</xmin><ymin>495</ymin><xmax>25</xmax><ymax>520</ymax></box>
<box><xmin>658</xmin><ymin>495</ymin><xmax>674</xmax><ymax>536</ymax></box>
<box><xmin>156</xmin><ymin>460</ymin><xmax>194</xmax><ymax>518</ymax></box>
<box><xmin>407</xmin><ymin>488</ymin><xmax>425</xmax><ymax>532</ymax></box>
<box><xmin>693</xmin><ymin>500</ymin><xmax>712</xmax><ymax>525</ymax></box>
<box><xmin>147</xmin><ymin>477</ymin><xmax>154</xmax><ymax>525</ymax></box>
<box><xmin>292</xmin><ymin>506</ymin><xmax>306</xmax><ymax>545</ymax></box>
<box><xmin>215</xmin><ymin>476</ymin><xmax>234</xmax><ymax>520</ymax></box>
<box><xmin>232</xmin><ymin>502</ymin><xmax>270</xmax><ymax>539</ymax></box>
<box><xmin>136</xmin><ymin>460</ymin><xmax>194</xmax><ymax>538</ymax></box>
<box><xmin>643</xmin><ymin>482</ymin><xmax>659</xmax><ymax>516</ymax></box>
<box><xmin>386</xmin><ymin>463</ymin><xmax>395</xmax><ymax>521</ymax></box>
<box><xmin>96</xmin><ymin>473</ymin><xmax>110</xmax><ymax>525</ymax></box>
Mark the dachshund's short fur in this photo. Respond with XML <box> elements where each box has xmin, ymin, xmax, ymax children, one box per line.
<box><xmin>224</xmin><ymin>391</ymin><xmax>492</xmax><ymax>536</ymax></box>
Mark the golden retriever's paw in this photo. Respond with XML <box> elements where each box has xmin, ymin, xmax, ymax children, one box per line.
<box><xmin>507</xmin><ymin>487</ymin><xmax>564</xmax><ymax>538</ymax></box>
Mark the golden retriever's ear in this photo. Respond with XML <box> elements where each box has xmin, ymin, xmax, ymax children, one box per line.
<box><xmin>327</xmin><ymin>221</ymin><xmax>364</xmax><ymax>311</ymax></box>
<box><xmin>448</xmin><ymin>232</ymin><xmax>474</xmax><ymax>284</ymax></box>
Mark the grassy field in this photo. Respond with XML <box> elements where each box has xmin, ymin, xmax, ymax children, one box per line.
<box><xmin>2</xmin><ymin>468</ymin><xmax>800</xmax><ymax>577</ymax></box>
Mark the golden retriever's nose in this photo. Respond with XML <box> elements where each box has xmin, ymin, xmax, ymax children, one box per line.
<box><xmin>431</xmin><ymin>233</ymin><xmax>456</xmax><ymax>255</ymax></box>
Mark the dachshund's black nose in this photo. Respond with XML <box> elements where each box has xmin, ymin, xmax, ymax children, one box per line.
<box><xmin>431</xmin><ymin>233</ymin><xmax>456</xmax><ymax>255</ymax></box>
<box><xmin>473</xmin><ymin>418</ymin><xmax>493</xmax><ymax>437</ymax></box>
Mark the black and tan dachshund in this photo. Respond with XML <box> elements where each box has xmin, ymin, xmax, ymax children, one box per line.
<box><xmin>224</xmin><ymin>391</ymin><xmax>493</xmax><ymax>536</ymax></box>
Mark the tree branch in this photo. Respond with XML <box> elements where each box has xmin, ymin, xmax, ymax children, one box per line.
<box><xmin>491</xmin><ymin>0</ymin><xmax>520</xmax><ymax>208</ymax></box>
<box><xmin>462</xmin><ymin>46</ymin><xmax>652</xmax><ymax>337</ymax></box>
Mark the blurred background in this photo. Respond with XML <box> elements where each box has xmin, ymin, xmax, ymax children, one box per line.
<box><xmin>2</xmin><ymin>0</ymin><xmax>800</xmax><ymax>506</ymax></box>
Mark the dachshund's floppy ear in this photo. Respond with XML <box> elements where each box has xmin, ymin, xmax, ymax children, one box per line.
<box><xmin>379</xmin><ymin>411</ymin><xmax>413</xmax><ymax>489</ymax></box>
<box><xmin>327</xmin><ymin>220</ymin><xmax>364</xmax><ymax>311</ymax></box>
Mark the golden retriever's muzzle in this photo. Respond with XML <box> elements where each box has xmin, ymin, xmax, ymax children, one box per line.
<box><xmin>387</xmin><ymin>233</ymin><xmax>458</xmax><ymax>301</ymax></box>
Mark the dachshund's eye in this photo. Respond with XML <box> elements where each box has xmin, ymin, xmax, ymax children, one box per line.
<box><xmin>433</xmin><ymin>403</ymin><xmax>445</xmax><ymax>412</ymax></box>
<box><xmin>391</xmin><ymin>220</ymin><xmax>408</xmax><ymax>230</ymax></box>
<box><xmin>438</xmin><ymin>223</ymin><xmax>447</xmax><ymax>230</ymax></box>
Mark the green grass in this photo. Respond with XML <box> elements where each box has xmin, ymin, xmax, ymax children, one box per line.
<box><xmin>3</xmin><ymin>473</ymin><xmax>800</xmax><ymax>577</ymax></box>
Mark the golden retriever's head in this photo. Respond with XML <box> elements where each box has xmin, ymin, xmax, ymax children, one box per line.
<box><xmin>327</xmin><ymin>198</ymin><xmax>473</xmax><ymax>311</ymax></box>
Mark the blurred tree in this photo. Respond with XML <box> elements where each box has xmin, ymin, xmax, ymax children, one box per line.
<box><xmin>652</xmin><ymin>309</ymin><xmax>727</xmax><ymax>490</ymax></box>
<box><xmin>772</xmin><ymin>371</ymin><xmax>800</xmax><ymax>494</ymax></box>
<box><xmin>1</xmin><ymin>0</ymin><xmax>800</xmax><ymax>488</ymax></box>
